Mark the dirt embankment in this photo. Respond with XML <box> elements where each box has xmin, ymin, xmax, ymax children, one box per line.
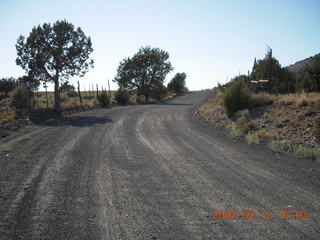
<box><xmin>199</xmin><ymin>89</ymin><xmax>320</xmax><ymax>158</ymax></box>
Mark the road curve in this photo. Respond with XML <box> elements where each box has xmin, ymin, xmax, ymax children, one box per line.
<box><xmin>0</xmin><ymin>91</ymin><xmax>319</xmax><ymax>239</ymax></box>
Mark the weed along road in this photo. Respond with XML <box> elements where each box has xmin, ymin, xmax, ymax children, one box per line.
<box><xmin>0</xmin><ymin>91</ymin><xmax>319</xmax><ymax>239</ymax></box>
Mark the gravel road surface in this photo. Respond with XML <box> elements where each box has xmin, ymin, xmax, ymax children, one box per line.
<box><xmin>0</xmin><ymin>91</ymin><xmax>319</xmax><ymax>239</ymax></box>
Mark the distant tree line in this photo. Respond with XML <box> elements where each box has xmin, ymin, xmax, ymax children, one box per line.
<box><xmin>0</xmin><ymin>20</ymin><xmax>188</xmax><ymax>113</ymax></box>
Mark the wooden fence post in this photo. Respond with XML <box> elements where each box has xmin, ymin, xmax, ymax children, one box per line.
<box><xmin>108</xmin><ymin>79</ymin><xmax>111</xmax><ymax>103</ymax></box>
<box><xmin>96</xmin><ymin>84</ymin><xmax>99</xmax><ymax>97</ymax></box>
<box><xmin>77</xmin><ymin>81</ymin><xmax>83</xmax><ymax>109</ymax></box>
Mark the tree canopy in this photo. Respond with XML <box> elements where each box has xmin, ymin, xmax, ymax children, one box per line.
<box><xmin>167</xmin><ymin>72</ymin><xmax>187</xmax><ymax>94</ymax></box>
<box><xmin>16</xmin><ymin>20</ymin><xmax>94</xmax><ymax>110</ymax></box>
<box><xmin>0</xmin><ymin>77</ymin><xmax>17</xmax><ymax>97</ymax></box>
<box><xmin>113</xmin><ymin>46</ymin><xmax>173</xmax><ymax>101</ymax></box>
<box><xmin>18</xmin><ymin>75</ymin><xmax>40</xmax><ymax>91</ymax></box>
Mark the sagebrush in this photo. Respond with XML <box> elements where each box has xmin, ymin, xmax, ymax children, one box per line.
<box><xmin>223</xmin><ymin>79</ymin><xmax>251</xmax><ymax>117</ymax></box>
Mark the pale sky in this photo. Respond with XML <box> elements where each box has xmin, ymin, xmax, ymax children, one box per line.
<box><xmin>0</xmin><ymin>0</ymin><xmax>319</xmax><ymax>90</ymax></box>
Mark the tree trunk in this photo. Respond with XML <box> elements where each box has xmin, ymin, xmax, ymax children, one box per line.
<box><xmin>77</xmin><ymin>81</ymin><xmax>83</xmax><ymax>109</ymax></box>
<box><xmin>54</xmin><ymin>79</ymin><xmax>60</xmax><ymax>111</ymax></box>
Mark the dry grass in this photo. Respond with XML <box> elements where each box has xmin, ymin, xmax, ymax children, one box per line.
<box><xmin>251</xmin><ymin>93</ymin><xmax>274</xmax><ymax>107</ymax></box>
<box><xmin>293</xmin><ymin>145</ymin><xmax>320</xmax><ymax>159</ymax></box>
<box><xmin>163</xmin><ymin>92</ymin><xmax>177</xmax><ymax>101</ymax></box>
<box><xmin>245</xmin><ymin>129</ymin><xmax>274</xmax><ymax>145</ymax></box>
<box><xmin>251</xmin><ymin>92</ymin><xmax>320</xmax><ymax>108</ymax></box>
<box><xmin>246</xmin><ymin>132</ymin><xmax>260</xmax><ymax>144</ymax></box>
<box><xmin>290</xmin><ymin>116</ymin><xmax>300</xmax><ymax>127</ymax></box>
<box><xmin>31</xmin><ymin>91</ymin><xmax>116</xmax><ymax>109</ymax></box>
<box><xmin>276</xmin><ymin>93</ymin><xmax>320</xmax><ymax>108</ymax></box>
<box><xmin>199</xmin><ymin>89</ymin><xmax>223</xmax><ymax>117</ymax></box>
<box><xmin>267</xmin><ymin>140</ymin><xmax>289</xmax><ymax>152</ymax></box>
<box><xmin>1</xmin><ymin>89</ymin><xmax>177</xmax><ymax>124</ymax></box>
<box><xmin>199</xmin><ymin>99</ymin><xmax>215</xmax><ymax>117</ymax></box>
<box><xmin>255</xmin><ymin>129</ymin><xmax>271</xmax><ymax>139</ymax></box>
<box><xmin>275</xmin><ymin>106</ymin><xmax>285</xmax><ymax>116</ymax></box>
<box><xmin>0</xmin><ymin>90</ymin><xmax>116</xmax><ymax>124</ymax></box>
<box><xmin>279</xmin><ymin>116</ymin><xmax>290</xmax><ymax>123</ymax></box>
<box><xmin>0</xmin><ymin>110</ymin><xmax>16</xmax><ymax>124</ymax></box>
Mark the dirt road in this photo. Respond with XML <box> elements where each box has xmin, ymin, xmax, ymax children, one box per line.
<box><xmin>0</xmin><ymin>91</ymin><xmax>319</xmax><ymax>239</ymax></box>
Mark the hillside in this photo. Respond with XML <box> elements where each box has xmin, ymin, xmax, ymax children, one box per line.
<box><xmin>287</xmin><ymin>53</ymin><xmax>320</xmax><ymax>73</ymax></box>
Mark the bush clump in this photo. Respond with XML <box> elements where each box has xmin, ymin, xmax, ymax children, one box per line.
<box><xmin>115</xmin><ymin>88</ymin><xmax>130</xmax><ymax>105</ymax></box>
<box><xmin>246</xmin><ymin>132</ymin><xmax>260</xmax><ymax>144</ymax></box>
<box><xmin>223</xmin><ymin>79</ymin><xmax>251</xmax><ymax>117</ymax></box>
<box><xmin>11</xmin><ymin>85</ymin><xmax>33</xmax><ymax>110</ymax></box>
<box><xmin>97</xmin><ymin>91</ymin><xmax>110</xmax><ymax>107</ymax></box>
<box><xmin>227</xmin><ymin>123</ymin><xmax>243</xmax><ymax>137</ymax></box>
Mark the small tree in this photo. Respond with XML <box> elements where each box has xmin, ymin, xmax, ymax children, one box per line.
<box><xmin>167</xmin><ymin>72</ymin><xmax>187</xmax><ymax>94</ymax></box>
<box><xmin>16</xmin><ymin>20</ymin><xmax>94</xmax><ymax>111</ymax></box>
<box><xmin>115</xmin><ymin>88</ymin><xmax>130</xmax><ymax>105</ymax></box>
<box><xmin>11</xmin><ymin>85</ymin><xmax>33</xmax><ymax>110</ymax></box>
<box><xmin>97</xmin><ymin>91</ymin><xmax>110</xmax><ymax>107</ymax></box>
<box><xmin>113</xmin><ymin>46</ymin><xmax>173</xmax><ymax>102</ymax></box>
<box><xmin>223</xmin><ymin>77</ymin><xmax>251</xmax><ymax>117</ymax></box>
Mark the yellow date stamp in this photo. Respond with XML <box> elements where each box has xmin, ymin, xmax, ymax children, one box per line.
<box><xmin>209</xmin><ymin>210</ymin><xmax>309</xmax><ymax>220</ymax></box>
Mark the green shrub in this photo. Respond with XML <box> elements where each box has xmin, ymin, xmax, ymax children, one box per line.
<box><xmin>97</xmin><ymin>91</ymin><xmax>110</xmax><ymax>107</ymax></box>
<box><xmin>246</xmin><ymin>132</ymin><xmax>260</xmax><ymax>144</ymax></box>
<box><xmin>115</xmin><ymin>88</ymin><xmax>130</xmax><ymax>105</ymax></box>
<box><xmin>227</xmin><ymin>123</ymin><xmax>243</xmax><ymax>137</ymax></box>
<box><xmin>11</xmin><ymin>85</ymin><xmax>33</xmax><ymax>110</ymax></box>
<box><xmin>267</xmin><ymin>140</ymin><xmax>288</xmax><ymax>152</ymax></box>
<box><xmin>314</xmin><ymin>117</ymin><xmax>320</xmax><ymax>140</ymax></box>
<box><xmin>238</xmin><ymin>122</ymin><xmax>250</xmax><ymax>134</ymax></box>
<box><xmin>150</xmin><ymin>84</ymin><xmax>168</xmax><ymax>100</ymax></box>
<box><xmin>293</xmin><ymin>145</ymin><xmax>320</xmax><ymax>159</ymax></box>
<box><xmin>223</xmin><ymin>79</ymin><xmax>251</xmax><ymax>117</ymax></box>
<box><xmin>235</xmin><ymin>109</ymin><xmax>250</xmax><ymax>121</ymax></box>
<box><xmin>245</xmin><ymin>129</ymin><xmax>272</xmax><ymax>145</ymax></box>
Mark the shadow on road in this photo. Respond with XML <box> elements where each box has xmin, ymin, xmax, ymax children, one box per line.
<box><xmin>35</xmin><ymin>116</ymin><xmax>113</xmax><ymax>127</ymax></box>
